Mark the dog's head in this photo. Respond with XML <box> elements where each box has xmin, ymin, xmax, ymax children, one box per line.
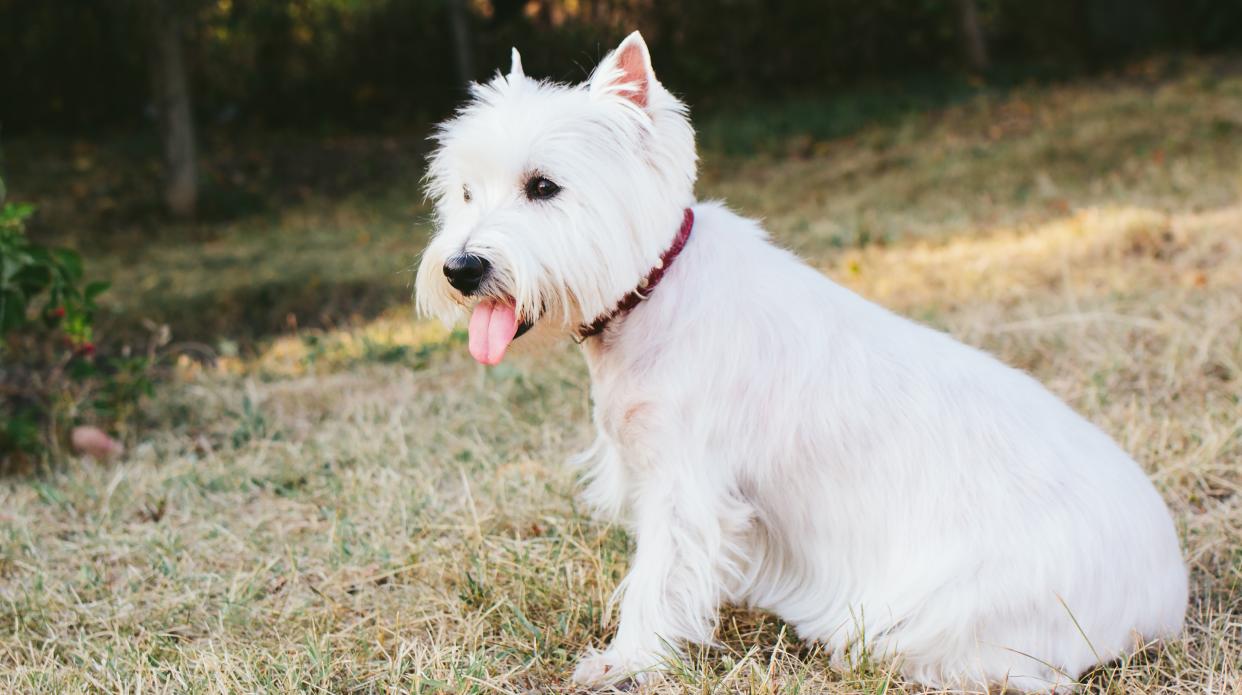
<box><xmin>416</xmin><ymin>32</ymin><xmax>697</xmax><ymax>364</ymax></box>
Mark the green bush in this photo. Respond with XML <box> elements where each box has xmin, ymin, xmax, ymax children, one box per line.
<box><xmin>0</xmin><ymin>185</ymin><xmax>153</xmax><ymax>469</ymax></box>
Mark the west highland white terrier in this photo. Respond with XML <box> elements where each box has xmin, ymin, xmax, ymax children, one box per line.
<box><xmin>416</xmin><ymin>32</ymin><xmax>1188</xmax><ymax>693</ymax></box>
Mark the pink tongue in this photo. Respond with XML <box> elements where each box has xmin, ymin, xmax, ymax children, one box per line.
<box><xmin>468</xmin><ymin>300</ymin><xmax>519</xmax><ymax>365</ymax></box>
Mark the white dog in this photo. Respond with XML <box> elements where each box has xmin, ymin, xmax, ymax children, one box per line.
<box><xmin>416</xmin><ymin>32</ymin><xmax>1188</xmax><ymax>692</ymax></box>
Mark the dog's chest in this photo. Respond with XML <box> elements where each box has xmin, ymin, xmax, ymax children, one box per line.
<box><xmin>598</xmin><ymin>397</ymin><xmax>654</xmax><ymax>451</ymax></box>
<box><xmin>584</xmin><ymin>345</ymin><xmax>666</xmax><ymax>462</ymax></box>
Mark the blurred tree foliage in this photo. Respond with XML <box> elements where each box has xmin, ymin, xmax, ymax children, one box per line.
<box><xmin>2</xmin><ymin>0</ymin><xmax>1241</xmax><ymax>134</ymax></box>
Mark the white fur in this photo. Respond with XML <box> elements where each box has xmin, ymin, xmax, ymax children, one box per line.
<box><xmin>416</xmin><ymin>32</ymin><xmax>1188</xmax><ymax>693</ymax></box>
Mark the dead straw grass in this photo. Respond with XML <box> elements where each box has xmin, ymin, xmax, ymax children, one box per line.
<box><xmin>2</xmin><ymin>69</ymin><xmax>1241</xmax><ymax>694</ymax></box>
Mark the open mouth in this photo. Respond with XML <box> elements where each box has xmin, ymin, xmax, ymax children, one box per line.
<box><xmin>467</xmin><ymin>297</ymin><xmax>534</xmax><ymax>366</ymax></box>
<box><xmin>514</xmin><ymin>318</ymin><xmax>534</xmax><ymax>340</ymax></box>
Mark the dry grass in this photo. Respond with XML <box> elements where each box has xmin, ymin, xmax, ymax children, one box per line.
<box><xmin>2</xmin><ymin>67</ymin><xmax>1241</xmax><ymax>693</ymax></box>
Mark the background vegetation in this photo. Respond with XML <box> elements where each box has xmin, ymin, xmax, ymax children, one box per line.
<box><xmin>5</xmin><ymin>0</ymin><xmax>1242</xmax><ymax>133</ymax></box>
<box><xmin>1</xmin><ymin>0</ymin><xmax>1240</xmax><ymax>692</ymax></box>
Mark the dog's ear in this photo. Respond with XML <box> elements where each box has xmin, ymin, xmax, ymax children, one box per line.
<box><xmin>590</xmin><ymin>31</ymin><xmax>656</xmax><ymax>109</ymax></box>
<box><xmin>508</xmin><ymin>47</ymin><xmax>525</xmax><ymax>80</ymax></box>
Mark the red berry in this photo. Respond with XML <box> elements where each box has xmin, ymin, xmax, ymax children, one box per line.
<box><xmin>81</xmin><ymin>342</ymin><xmax>96</xmax><ymax>356</ymax></box>
<box><xmin>52</xmin><ymin>307</ymin><xmax>66</xmax><ymax>318</ymax></box>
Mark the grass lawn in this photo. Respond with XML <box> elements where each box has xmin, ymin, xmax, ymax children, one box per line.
<box><xmin>2</xmin><ymin>59</ymin><xmax>1241</xmax><ymax>692</ymax></box>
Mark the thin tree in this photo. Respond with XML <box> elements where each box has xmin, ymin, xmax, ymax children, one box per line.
<box><xmin>447</xmin><ymin>0</ymin><xmax>475</xmax><ymax>85</ymax></box>
<box><xmin>146</xmin><ymin>0</ymin><xmax>198</xmax><ymax>218</ymax></box>
<box><xmin>955</xmin><ymin>0</ymin><xmax>989</xmax><ymax>73</ymax></box>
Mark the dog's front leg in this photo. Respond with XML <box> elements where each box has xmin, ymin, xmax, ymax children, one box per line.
<box><xmin>568</xmin><ymin>429</ymin><xmax>630</xmax><ymax>522</ymax></box>
<box><xmin>572</xmin><ymin>471</ymin><xmax>746</xmax><ymax>688</ymax></box>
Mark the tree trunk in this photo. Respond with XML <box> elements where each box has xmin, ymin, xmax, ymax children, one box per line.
<box><xmin>149</xmin><ymin>0</ymin><xmax>197</xmax><ymax>218</ymax></box>
<box><xmin>447</xmin><ymin>0</ymin><xmax>475</xmax><ymax>85</ymax></box>
<box><xmin>955</xmin><ymin>0</ymin><xmax>989</xmax><ymax>73</ymax></box>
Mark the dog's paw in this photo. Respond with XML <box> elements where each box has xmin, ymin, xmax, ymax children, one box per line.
<box><xmin>571</xmin><ymin>649</ymin><xmax>654</xmax><ymax>689</ymax></box>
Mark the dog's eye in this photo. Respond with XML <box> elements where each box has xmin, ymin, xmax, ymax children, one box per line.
<box><xmin>525</xmin><ymin>176</ymin><xmax>561</xmax><ymax>201</ymax></box>
<box><xmin>462</xmin><ymin>185</ymin><xmax>472</xmax><ymax>203</ymax></box>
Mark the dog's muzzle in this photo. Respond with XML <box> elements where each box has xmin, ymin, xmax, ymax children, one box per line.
<box><xmin>446</xmin><ymin>252</ymin><xmax>535</xmax><ymax>344</ymax></box>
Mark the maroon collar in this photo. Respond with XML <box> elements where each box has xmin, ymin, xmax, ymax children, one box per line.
<box><xmin>576</xmin><ymin>207</ymin><xmax>695</xmax><ymax>342</ymax></box>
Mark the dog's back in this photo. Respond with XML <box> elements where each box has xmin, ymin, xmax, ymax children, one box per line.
<box><xmin>598</xmin><ymin>199</ymin><xmax>1188</xmax><ymax>690</ymax></box>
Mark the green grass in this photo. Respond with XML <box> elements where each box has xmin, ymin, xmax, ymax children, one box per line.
<box><xmin>702</xmin><ymin>58</ymin><xmax>1242</xmax><ymax>255</ymax></box>
<box><xmin>7</xmin><ymin>57</ymin><xmax>1239</xmax><ymax>349</ymax></box>
<box><xmin>1</xmin><ymin>59</ymin><xmax>1241</xmax><ymax>692</ymax></box>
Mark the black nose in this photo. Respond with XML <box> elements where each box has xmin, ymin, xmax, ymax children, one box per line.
<box><xmin>443</xmin><ymin>253</ymin><xmax>490</xmax><ymax>295</ymax></box>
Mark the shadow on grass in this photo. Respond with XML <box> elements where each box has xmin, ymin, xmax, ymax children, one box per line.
<box><xmin>98</xmin><ymin>275</ymin><xmax>413</xmax><ymax>353</ymax></box>
<box><xmin>5</xmin><ymin>131</ymin><xmax>431</xmax><ymax>250</ymax></box>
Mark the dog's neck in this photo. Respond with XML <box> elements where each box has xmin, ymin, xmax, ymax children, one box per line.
<box><xmin>575</xmin><ymin>207</ymin><xmax>695</xmax><ymax>343</ymax></box>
